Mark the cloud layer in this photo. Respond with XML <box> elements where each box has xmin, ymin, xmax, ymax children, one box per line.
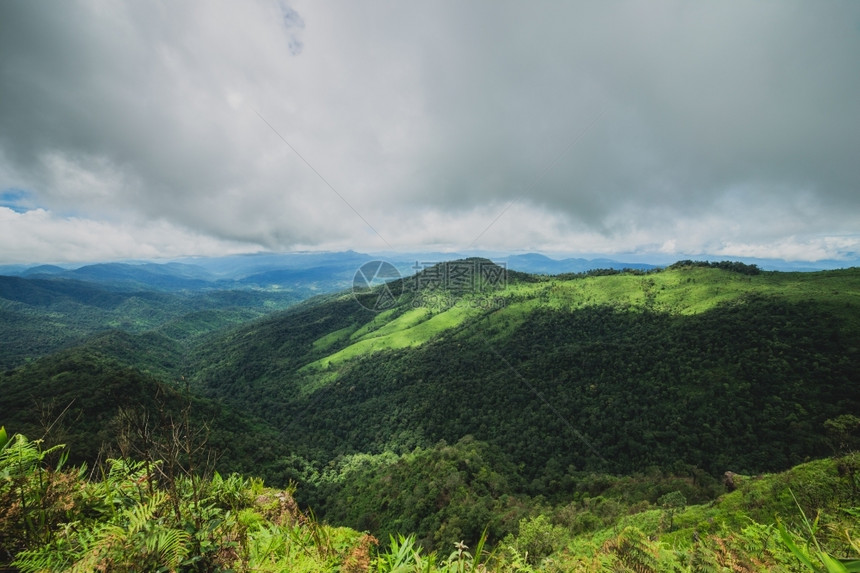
<box><xmin>1</xmin><ymin>1</ymin><xmax>859</xmax><ymax>263</ymax></box>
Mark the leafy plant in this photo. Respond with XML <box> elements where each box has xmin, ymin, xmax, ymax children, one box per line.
<box><xmin>777</xmin><ymin>490</ymin><xmax>860</xmax><ymax>573</ymax></box>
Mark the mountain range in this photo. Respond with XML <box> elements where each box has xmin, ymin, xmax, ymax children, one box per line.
<box><xmin>1</xmin><ymin>254</ymin><xmax>859</xmax><ymax>555</ymax></box>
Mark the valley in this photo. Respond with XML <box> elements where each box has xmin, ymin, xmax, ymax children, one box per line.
<box><xmin>1</xmin><ymin>256</ymin><xmax>859</xmax><ymax>570</ymax></box>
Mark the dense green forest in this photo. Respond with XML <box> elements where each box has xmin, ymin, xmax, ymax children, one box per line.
<box><xmin>2</xmin><ymin>260</ymin><xmax>860</xmax><ymax>569</ymax></box>
<box><xmin>0</xmin><ymin>275</ymin><xmax>302</xmax><ymax>370</ymax></box>
<box><xmin>2</xmin><ymin>428</ymin><xmax>859</xmax><ymax>571</ymax></box>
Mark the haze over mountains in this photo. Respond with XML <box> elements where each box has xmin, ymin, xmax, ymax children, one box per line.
<box><xmin>1</xmin><ymin>250</ymin><xmax>854</xmax><ymax>291</ymax></box>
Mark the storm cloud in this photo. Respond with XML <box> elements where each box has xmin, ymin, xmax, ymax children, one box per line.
<box><xmin>1</xmin><ymin>1</ymin><xmax>859</xmax><ymax>262</ymax></box>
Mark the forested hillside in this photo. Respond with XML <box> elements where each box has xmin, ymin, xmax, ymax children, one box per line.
<box><xmin>0</xmin><ymin>275</ymin><xmax>301</xmax><ymax>370</ymax></box>
<box><xmin>188</xmin><ymin>263</ymin><xmax>860</xmax><ymax>475</ymax></box>
<box><xmin>2</xmin><ymin>260</ymin><xmax>860</xmax><ymax>565</ymax></box>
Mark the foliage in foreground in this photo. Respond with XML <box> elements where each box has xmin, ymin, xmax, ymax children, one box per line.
<box><xmin>0</xmin><ymin>428</ymin><xmax>372</xmax><ymax>572</ymax></box>
<box><xmin>2</xmin><ymin>425</ymin><xmax>859</xmax><ymax>572</ymax></box>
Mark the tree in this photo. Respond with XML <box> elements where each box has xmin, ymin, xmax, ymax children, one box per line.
<box><xmin>824</xmin><ymin>415</ymin><xmax>860</xmax><ymax>453</ymax></box>
<box><xmin>657</xmin><ymin>490</ymin><xmax>686</xmax><ymax>532</ymax></box>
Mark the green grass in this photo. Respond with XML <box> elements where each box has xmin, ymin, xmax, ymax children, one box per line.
<box><xmin>359</xmin><ymin>307</ymin><xmax>434</xmax><ymax>339</ymax></box>
<box><xmin>298</xmin><ymin>267</ymin><xmax>860</xmax><ymax>384</ymax></box>
<box><xmin>303</xmin><ymin>305</ymin><xmax>482</xmax><ymax>371</ymax></box>
<box><xmin>348</xmin><ymin>307</ymin><xmax>401</xmax><ymax>340</ymax></box>
<box><xmin>564</xmin><ymin>452</ymin><xmax>860</xmax><ymax>561</ymax></box>
<box><xmin>312</xmin><ymin>325</ymin><xmax>359</xmax><ymax>352</ymax></box>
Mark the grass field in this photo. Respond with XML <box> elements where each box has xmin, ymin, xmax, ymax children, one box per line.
<box><xmin>297</xmin><ymin>266</ymin><xmax>860</xmax><ymax>388</ymax></box>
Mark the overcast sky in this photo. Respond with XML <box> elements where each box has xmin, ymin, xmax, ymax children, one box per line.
<box><xmin>1</xmin><ymin>1</ymin><xmax>859</xmax><ymax>264</ymax></box>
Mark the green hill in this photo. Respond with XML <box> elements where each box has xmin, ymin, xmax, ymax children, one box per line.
<box><xmin>0</xmin><ymin>343</ymin><xmax>293</xmax><ymax>482</ymax></box>
<box><xmin>3</xmin><ymin>260</ymin><xmax>860</xmax><ymax>555</ymax></box>
<box><xmin>189</xmin><ymin>264</ymin><xmax>860</xmax><ymax>476</ymax></box>
<box><xmin>0</xmin><ymin>275</ymin><xmax>301</xmax><ymax>369</ymax></box>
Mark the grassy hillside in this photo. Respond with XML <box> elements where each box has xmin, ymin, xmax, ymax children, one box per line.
<box><xmin>189</xmin><ymin>264</ymin><xmax>860</xmax><ymax>474</ymax></box>
<box><xmin>3</xmin><ymin>260</ymin><xmax>859</xmax><ymax>557</ymax></box>
<box><xmin>196</xmin><ymin>263</ymin><xmax>860</xmax><ymax>389</ymax></box>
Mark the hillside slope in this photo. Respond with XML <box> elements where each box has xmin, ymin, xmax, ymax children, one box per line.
<box><xmin>189</xmin><ymin>263</ymin><xmax>860</xmax><ymax>481</ymax></box>
<box><xmin>0</xmin><ymin>343</ymin><xmax>293</xmax><ymax>481</ymax></box>
<box><xmin>0</xmin><ymin>275</ymin><xmax>301</xmax><ymax>369</ymax></box>
<box><xmin>3</xmin><ymin>260</ymin><xmax>860</xmax><ymax>554</ymax></box>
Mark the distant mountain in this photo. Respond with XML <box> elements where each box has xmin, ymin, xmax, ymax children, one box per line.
<box><xmin>21</xmin><ymin>264</ymin><xmax>67</xmax><ymax>276</ymax></box>
<box><xmin>182</xmin><ymin>250</ymin><xmax>377</xmax><ymax>279</ymax></box>
<box><xmin>238</xmin><ymin>266</ymin><xmax>355</xmax><ymax>289</ymax></box>
<box><xmin>5</xmin><ymin>251</ymin><xmax>857</xmax><ymax>291</ymax></box>
<box><xmin>500</xmin><ymin>253</ymin><xmax>658</xmax><ymax>274</ymax></box>
<box><xmin>7</xmin><ymin>253</ymin><xmax>385</xmax><ymax>292</ymax></box>
<box><xmin>6</xmin><ymin>262</ymin><xmax>219</xmax><ymax>291</ymax></box>
<box><xmin>0</xmin><ymin>275</ymin><xmax>134</xmax><ymax>308</ymax></box>
<box><xmin>0</xmin><ymin>264</ymin><xmax>32</xmax><ymax>275</ymax></box>
<box><xmin>60</xmin><ymin>262</ymin><xmax>216</xmax><ymax>290</ymax></box>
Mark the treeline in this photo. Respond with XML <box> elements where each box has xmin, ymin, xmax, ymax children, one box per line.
<box><xmin>668</xmin><ymin>260</ymin><xmax>762</xmax><ymax>275</ymax></box>
<box><xmin>553</xmin><ymin>259</ymin><xmax>760</xmax><ymax>280</ymax></box>
<box><xmin>556</xmin><ymin>267</ymin><xmax>662</xmax><ymax>280</ymax></box>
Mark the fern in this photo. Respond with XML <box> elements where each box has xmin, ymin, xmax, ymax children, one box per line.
<box><xmin>603</xmin><ymin>526</ymin><xmax>660</xmax><ymax>573</ymax></box>
<box><xmin>144</xmin><ymin>527</ymin><xmax>192</xmax><ymax>570</ymax></box>
<box><xmin>689</xmin><ymin>540</ymin><xmax>721</xmax><ymax>573</ymax></box>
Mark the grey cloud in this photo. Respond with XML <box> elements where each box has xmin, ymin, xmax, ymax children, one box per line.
<box><xmin>405</xmin><ymin>2</ymin><xmax>860</xmax><ymax>220</ymax></box>
<box><xmin>1</xmin><ymin>1</ymin><xmax>319</xmax><ymax>243</ymax></box>
<box><xmin>1</xmin><ymin>1</ymin><xmax>859</xmax><ymax>261</ymax></box>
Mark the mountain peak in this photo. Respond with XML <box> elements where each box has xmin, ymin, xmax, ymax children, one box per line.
<box><xmin>405</xmin><ymin>257</ymin><xmax>508</xmax><ymax>294</ymax></box>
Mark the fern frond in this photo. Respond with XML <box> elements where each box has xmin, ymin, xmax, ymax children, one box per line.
<box><xmin>144</xmin><ymin>527</ymin><xmax>192</xmax><ymax>570</ymax></box>
<box><xmin>126</xmin><ymin>490</ymin><xmax>167</xmax><ymax>534</ymax></box>
<box><xmin>603</xmin><ymin>526</ymin><xmax>660</xmax><ymax>573</ymax></box>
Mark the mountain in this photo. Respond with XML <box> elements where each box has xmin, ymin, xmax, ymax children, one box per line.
<box><xmin>10</xmin><ymin>259</ymin><xmax>854</xmax><ymax>481</ymax></box>
<box><xmin>182</xmin><ymin>262</ymin><xmax>860</xmax><ymax>480</ymax></box>
<box><xmin>20</xmin><ymin>264</ymin><xmax>67</xmax><ymax>276</ymax></box>
<box><xmin>501</xmin><ymin>253</ymin><xmax>658</xmax><ymax>274</ymax></box>
<box><xmin>0</xmin><ymin>254</ymin><xmax>404</xmax><ymax>369</ymax></box>
<box><xmin>2</xmin><ymin>258</ymin><xmax>859</xmax><ymax>553</ymax></box>
<box><xmin>6</xmin><ymin>252</ymin><xmax>389</xmax><ymax>293</ymax></box>
<box><xmin>19</xmin><ymin>262</ymin><xmax>218</xmax><ymax>291</ymax></box>
<box><xmin>0</xmin><ymin>275</ymin><xmax>301</xmax><ymax>369</ymax></box>
<box><xmin>180</xmin><ymin>250</ymin><xmax>378</xmax><ymax>280</ymax></box>
<box><xmin>12</xmin><ymin>250</ymin><xmax>849</xmax><ymax>294</ymax></box>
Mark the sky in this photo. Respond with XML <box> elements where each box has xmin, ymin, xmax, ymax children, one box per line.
<box><xmin>1</xmin><ymin>1</ymin><xmax>859</xmax><ymax>264</ymax></box>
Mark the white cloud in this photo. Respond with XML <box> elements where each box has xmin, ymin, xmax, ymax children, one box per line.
<box><xmin>1</xmin><ymin>1</ymin><xmax>859</xmax><ymax>264</ymax></box>
<box><xmin>0</xmin><ymin>207</ymin><xmax>260</xmax><ymax>264</ymax></box>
